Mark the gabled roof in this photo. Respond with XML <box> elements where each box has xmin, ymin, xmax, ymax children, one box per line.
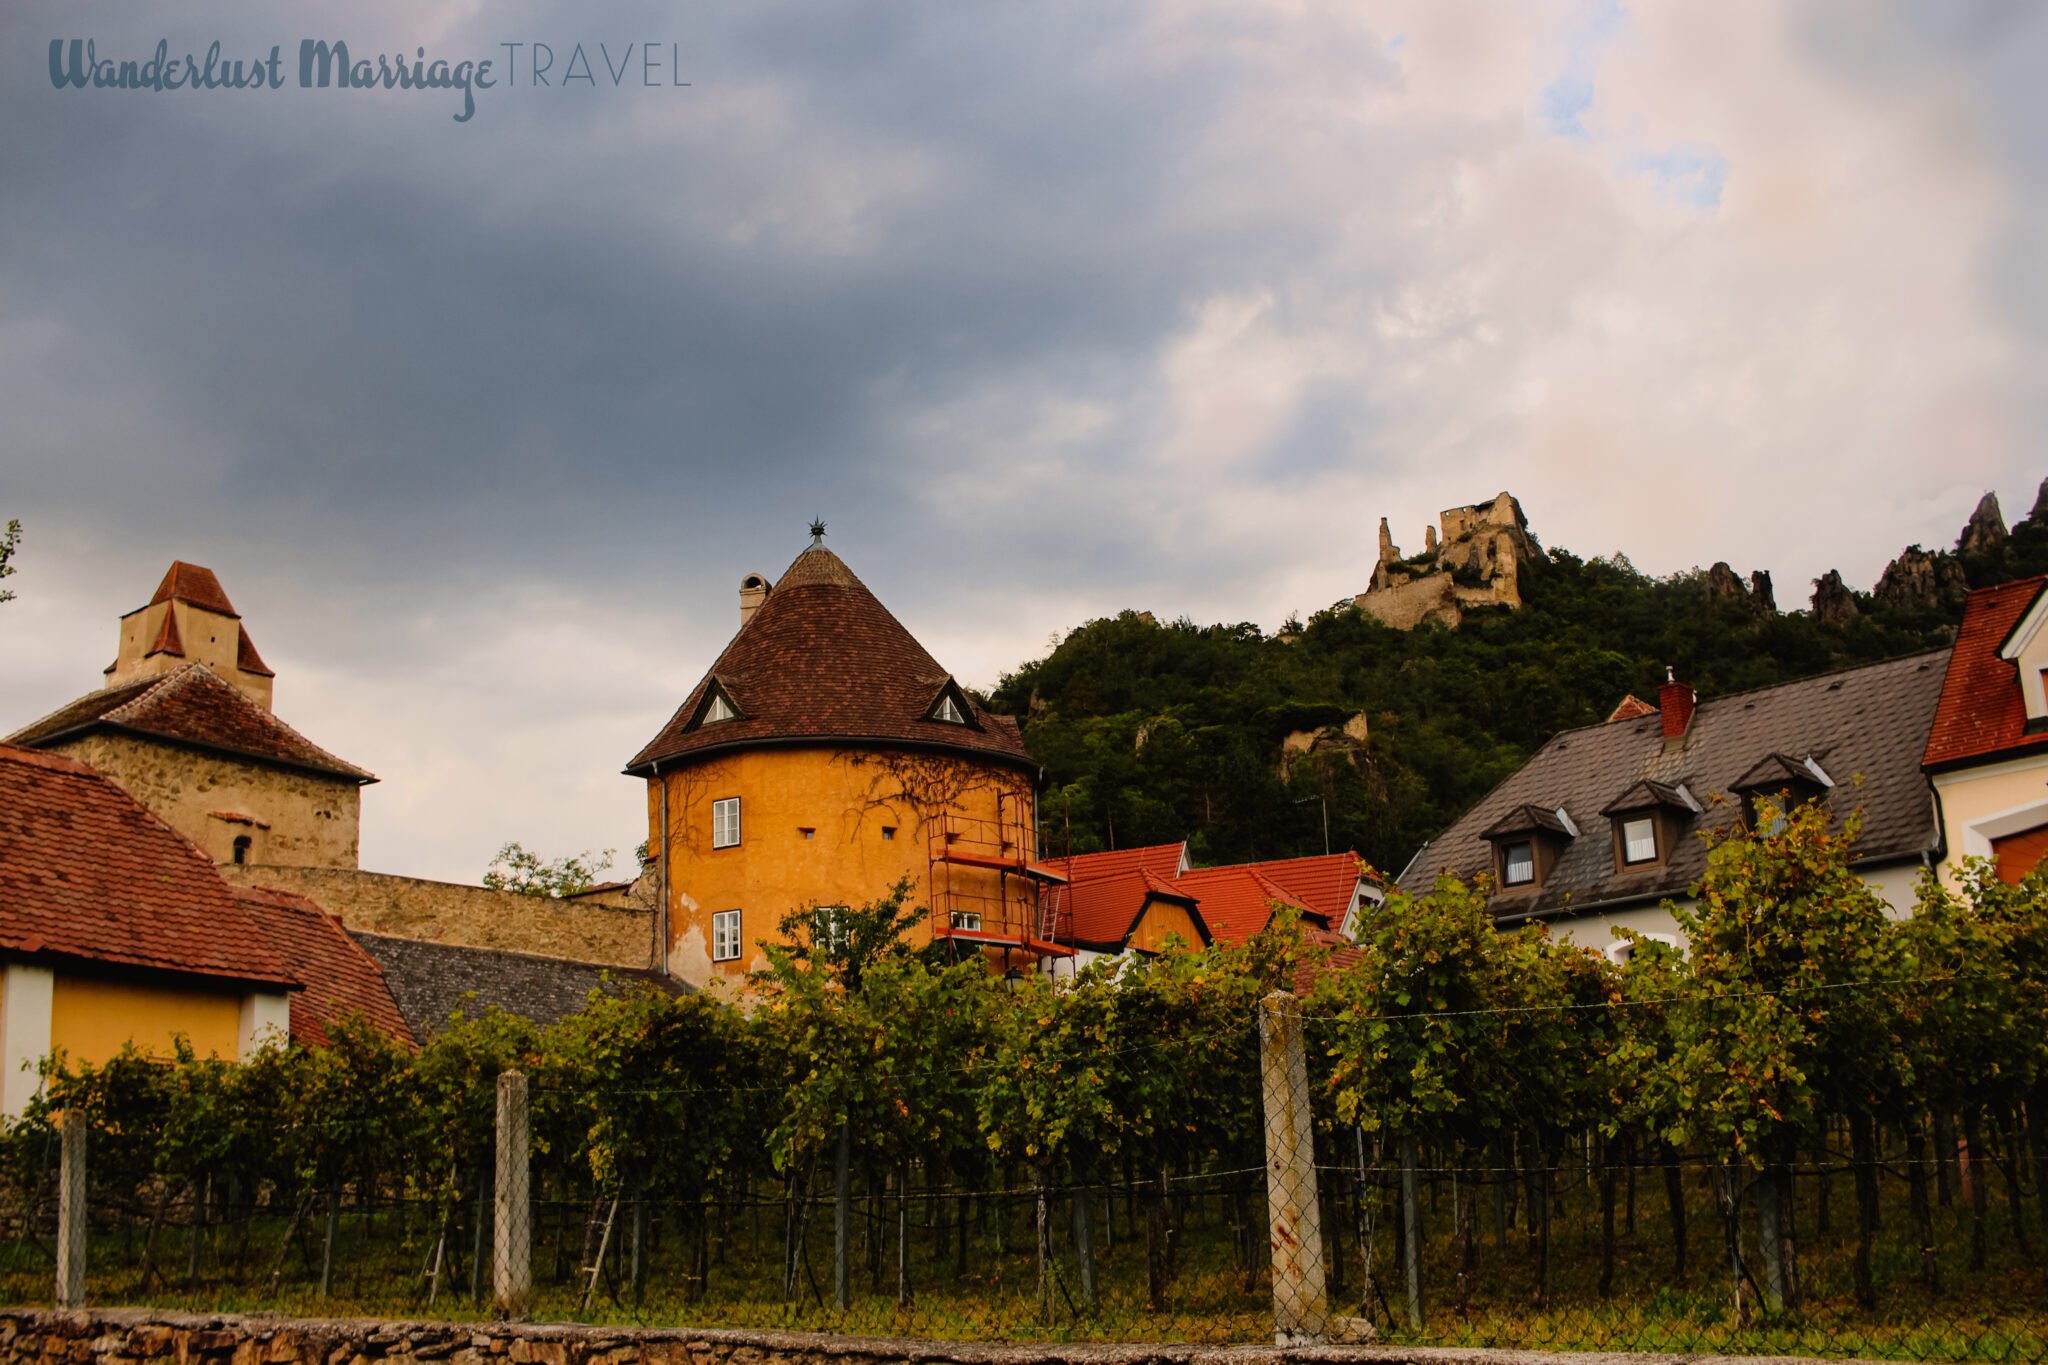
<box><xmin>1730</xmin><ymin>752</ymin><xmax>1832</xmax><ymax>793</ymax></box>
<box><xmin>628</xmin><ymin>544</ymin><xmax>1034</xmax><ymax>774</ymax></box>
<box><xmin>351</xmin><ymin>932</ymin><xmax>688</xmax><ymax>1040</ymax></box>
<box><xmin>1599</xmin><ymin>779</ymin><xmax>1698</xmax><ymax>818</ymax></box>
<box><xmin>149</xmin><ymin>561</ymin><xmax>240</xmax><ymax>617</ymax></box>
<box><xmin>1038</xmin><ymin>842</ymin><xmax>1190</xmax><ymax>885</ymax></box>
<box><xmin>1924</xmin><ymin>577</ymin><xmax>2048</xmax><ymax>771</ymax></box>
<box><xmin>6</xmin><ymin>664</ymin><xmax>374</xmax><ymax>783</ymax></box>
<box><xmin>0</xmin><ymin>744</ymin><xmax>298</xmax><ymax>987</ymax></box>
<box><xmin>1172</xmin><ymin>866</ymin><xmax>1315</xmax><ymax>945</ymax></box>
<box><xmin>1047</xmin><ymin>867</ymin><xmax>1203</xmax><ymax>950</ymax></box>
<box><xmin>233</xmin><ymin>885</ymin><xmax>412</xmax><ymax>1048</ymax></box>
<box><xmin>1481</xmin><ymin>804</ymin><xmax>1574</xmax><ymax>840</ymax></box>
<box><xmin>1607</xmin><ymin>694</ymin><xmax>1658</xmax><ymax>723</ymax></box>
<box><xmin>1400</xmin><ymin>649</ymin><xmax>1951</xmax><ymax>922</ymax></box>
<box><xmin>1229</xmin><ymin>853</ymin><xmax>1374</xmax><ymax>925</ymax></box>
<box><xmin>147</xmin><ymin>607</ymin><xmax>185</xmax><ymax>659</ymax></box>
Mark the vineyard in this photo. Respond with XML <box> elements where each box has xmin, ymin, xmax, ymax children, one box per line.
<box><xmin>6</xmin><ymin>799</ymin><xmax>2048</xmax><ymax>1360</ymax></box>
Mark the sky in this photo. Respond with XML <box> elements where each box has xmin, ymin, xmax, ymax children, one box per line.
<box><xmin>4</xmin><ymin>1</ymin><xmax>2047</xmax><ymax>883</ymax></box>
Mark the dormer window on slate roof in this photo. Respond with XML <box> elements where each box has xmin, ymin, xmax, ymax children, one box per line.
<box><xmin>1731</xmin><ymin>753</ymin><xmax>1833</xmax><ymax>832</ymax></box>
<box><xmin>931</xmin><ymin>693</ymin><xmax>966</xmax><ymax>725</ymax></box>
<box><xmin>1482</xmin><ymin>804</ymin><xmax>1576</xmax><ymax>890</ymax></box>
<box><xmin>1598</xmin><ymin>780</ymin><xmax>1700</xmax><ymax>871</ymax></box>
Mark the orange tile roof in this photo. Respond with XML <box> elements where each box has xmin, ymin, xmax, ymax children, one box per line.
<box><xmin>629</xmin><ymin>544</ymin><xmax>1034</xmax><ymax>774</ymax></box>
<box><xmin>1171</xmin><ymin>866</ymin><xmax>1314</xmax><ymax>945</ymax></box>
<box><xmin>1037</xmin><ymin>842</ymin><xmax>1188</xmax><ymax>885</ymax></box>
<box><xmin>232</xmin><ymin>885</ymin><xmax>413</xmax><ymax>1048</ymax></box>
<box><xmin>236</xmin><ymin>627</ymin><xmax>274</xmax><ymax>678</ymax></box>
<box><xmin>147</xmin><ymin>607</ymin><xmax>185</xmax><ymax>659</ymax></box>
<box><xmin>1045</xmin><ymin>867</ymin><xmax>1202</xmax><ymax>949</ymax></box>
<box><xmin>1924</xmin><ymin>577</ymin><xmax>2048</xmax><ymax>771</ymax></box>
<box><xmin>7</xmin><ymin>664</ymin><xmax>374</xmax><ymax>782</ymax></box>
<box><xmin>1607</xmin><ymin>694</ymin><xmax>1658</xmax><ymax>722</ymax></box>
<box><xmin>1229</xmin><ymin>853</ymin><xmax>1369</xmax><ymax>925</ymax></box>
<box><xmin>0</xmin><ymin>743</ymin><xmax>297</xmax><ymax>986</ymax></box>
<box><xmin>149</xmin><ymin>561</ymin><xmax>239</xmax><ymax>617</ymax></box>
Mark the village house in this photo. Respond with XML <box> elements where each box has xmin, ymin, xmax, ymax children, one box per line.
<box><xmin>1396</xmin><ymin>653</ymin><xmax>1952</xmax><ymax>959</ymax></box>
<box><xmin>627</xmin><ymin>527</ymin><xmax>1069</xmax><ymax>988</ymax></box>
<box><xmin>1921</xmin><ymin>575</ymin><xmax>2048</xmax><ymax>883</ymax></box>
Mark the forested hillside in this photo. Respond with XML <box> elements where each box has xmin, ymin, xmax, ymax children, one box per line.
<box><xmin>990</xmin><ymin>486</ymin><xmax>2048</xmax><ymax>876</ymax></box>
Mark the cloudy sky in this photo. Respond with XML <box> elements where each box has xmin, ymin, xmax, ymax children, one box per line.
<box><xmin>4</xmin><ymin>1</ymin><xmax>2045</xmax><ymax>882</ymax></box>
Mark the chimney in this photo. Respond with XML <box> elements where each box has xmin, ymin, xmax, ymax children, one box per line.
<box><xmin>1659</xmin><ymin>668</ymin><xmax>1696</xmax><ymax>739</ymax></box>
<box><xmin>739</xmin><ymin>573</ymin><xmax>770</xmax><ymax>627</ymax></box>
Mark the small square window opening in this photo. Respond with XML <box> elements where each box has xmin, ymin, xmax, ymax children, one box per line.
<box><xmin>712</xmin><ymin>797</ymin><xmax>741</xmax><ymax>849</ymax></box>
<box><xmin>711</xmin><ymin>909</ymin><xmax>742</xmax><ymax>962</ymax></box>
<box><xmin>800</xmin><ymin>827</ymin><xmax>815</xmax><ymax>840</ymax></box>
<box><xmin>881</xmin><ymin>827</ymin><xmax>896</xmax><ymax>841</ymax></box>
<box><xmin>1503</xmin><ymin>841</ymin><xmax>1535</xmax><ymax>886</ymax></box>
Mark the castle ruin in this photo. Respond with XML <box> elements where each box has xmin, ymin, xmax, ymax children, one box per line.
<box><xmin>1356</xmin><ymin>491</ymin><xmax>1537</xmax><ymax>630</ymax></box>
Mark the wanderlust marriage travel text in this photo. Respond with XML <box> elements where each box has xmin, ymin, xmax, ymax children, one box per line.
<box><xmin>48</xmin><ymin>39</ymin><xmax>690</xmax><ymax>123</ymax></box>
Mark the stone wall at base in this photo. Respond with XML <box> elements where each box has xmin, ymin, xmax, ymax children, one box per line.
<box><xmin>216</xmin><ymin>865</ymin><xmax>656</xmax><ymax>969</ymax></box>
<box><xmin>0</xmin><ymin>1308</ymin><xmax>1886</xmax><ymax>1365</ymax></box>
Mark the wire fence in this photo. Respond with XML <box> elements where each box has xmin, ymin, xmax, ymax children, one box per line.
<box><xmin>5</xmin><ymin>993</ymin><xmax>2048</xmax><ymax>1360</ymax></box>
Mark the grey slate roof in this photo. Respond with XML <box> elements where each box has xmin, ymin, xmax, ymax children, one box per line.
<box><xmin>350</xmin><ymin>932</ymin><xmax>689</xmax><ymax>1040</ymax></box>
<box><xmin>1396</xmin><ymin>649</ymin><xmax>1953</xmax><ymax>923</ymax></box>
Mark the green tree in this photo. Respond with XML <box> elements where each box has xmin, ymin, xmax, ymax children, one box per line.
<box><xmin>482</xmin><ymin>841</ymin><xmax>615</xmax><ymax>897</ymax></box>
<box><xmin>0</xmin><ymin>518</ymin><xmax>18</xmax><ymax>603</ymax></box>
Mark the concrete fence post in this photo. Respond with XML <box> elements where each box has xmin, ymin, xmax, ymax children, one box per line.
<box><xmin>55</xmin><ymin>1109</ymin><xmax>85</xmax><ymax>1308</ymax></box>
<box><xmin>494</xmin><ymin>1070</ymin><xmax>532</xmax><ymax>1320</ymax></box>
<box><xmin>1260</xmin><ymin>990</ymin><xmax>1328</xmax><ymax>1344</ymax></box>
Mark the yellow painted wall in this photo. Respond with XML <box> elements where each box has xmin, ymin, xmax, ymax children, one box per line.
<box><xmin>1932</xmin><ymin>754</ymin><xmax>2048</xmax><ymax>889</ymax></box>
<box><xmin>50</xmin><ymin>972</ymin><xmax>242</xmax><ymax>1065</ymax></box>
<box><xmin>1128</xmin><ymin>901</ymin><xmax>1204</xmax><ymax>955</ymax></box>
<box><xmin>52</xmin><ymin>731</ymin><xmax>361</xmax><ymax>869</ymax></box>
<box><xmin>650</xmin><ymin>746</ymin><xmax>1037</xmax><ymax>987</ymax></box>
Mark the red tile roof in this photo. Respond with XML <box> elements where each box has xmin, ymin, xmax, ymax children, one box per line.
<box><xmin>1607</xmin><ymin>694</ymin><xmax>1657</xmax><ymax>722</ymax></box>
<box><xmin>236</xmin><ymin>627</ymin><xmax>274</xmax><ymax>678</ymax></box>
<box><xmin>7</xmin><ymin>664</ymin><xmax>374</xmax><ymax>782</ymax></box>
<box><xmin>1230</xmin><ymin>853</ymin><xmax>1371</xmax><ymax>925</ymax></box>
<box><xmin>232</xmin><ymin>885</ymin><xmax>412</xmax><ymax>1048</ymax></box>
<box><xmin>1045</xmin><ymin>867</ymin><xmax>1202</xmax><ymax>948</ymax></box>
<box><xmin>628</xmin><ymin>544</ymin><xmax>1035</xmax><ymax>773</ymax></box>
<box><xmin>147</xmin><ymin>607</ymin><xmax>185</xmax><ymax>659</ymax></box>
<box><xmin>150</xmin><ymin>561</ymin><xmax>239</xmax><ymax>617</ymax></box>
<box><xmin>0</xmin><ymin>744</ymin><xmax>297</xmax><ymax>986</ymax></box>
<box><xmin>1171</xmin><ymin>866</ymin><xmax>1314</xmax><ymax>945</ymax></box>
<box><xmin>1037</xmin><ymin>842</ymin><xmax>1188</xmax><ymax>886</ymax></box>
<box><xmin>1924</xmin><ymin>577</ymin><xmax>2048</xmax><ymax>771</ymax></box>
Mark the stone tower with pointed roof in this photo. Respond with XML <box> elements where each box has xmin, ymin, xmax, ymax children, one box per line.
<box><xmin>8</xmin><ymin>561</ymin><xmax>375</xmax><ymax>869</ymax></box>
<box><xmin>628</xmin><ymin>530</ymin><xmax>1057</xmax><ymax>987</ymax></box>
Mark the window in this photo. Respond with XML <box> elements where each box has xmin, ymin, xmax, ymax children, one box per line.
<box><xmin>800</xmin><ymin>827</ymin><xmax>815</xmax><ymax>840</ymax></box>
<box><xmin>881</xmin><ymin>827</ymin><xmax>896</xmax><ymax>841</ymax></box>
<box><xmin>703</xmin><ymin>691</ymin><xmax>736</xmax><ymax>723</ymax></box>
<box><xmin>711</xmin><ymin>910</ymin><xmax>742</xmax><ymax>962</ymax></box>
<box><xmin>931</xmin><ymin>693</ymin><xmax>966</xmax><ymax>725</ymax></box>
<box><xmin>814</xmin><ymin>907</ymin><xmax>849</xmax><ymax>952</ymax></box>
<box><xmin>1503</xmin><ymin>841</ymin><xmax>1535</xmax><ymax>886</ymax></box>
<box><xmin>712</xmin><ymin>797</ymin><xmax>741</xmax><ymax>849</ymax></box>
<box><xmin>231</xmin><ymin>835</ymin><xmax>251</xmax><ymax>866</ymax></box>
<box><xmin>950</xmin><ymin>910</ymin><xmax>983</xmax><ymax>932</ymax></box>
<box><xmin>1621</xmin><ymin>816</ymin><xmax>1657</xmax><ymax>864</ymax></box>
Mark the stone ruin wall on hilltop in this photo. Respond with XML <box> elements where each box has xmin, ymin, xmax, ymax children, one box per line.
<box><xmin>1354</xmin><ymin>491</ymin><xmax>1536</xmax><ymax>631</ymax></box>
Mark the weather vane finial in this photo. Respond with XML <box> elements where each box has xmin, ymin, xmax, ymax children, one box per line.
<box><xmin>809</xmin><ymin>518</ymin><xmax>827</xmax><ymax>546</ymax></box>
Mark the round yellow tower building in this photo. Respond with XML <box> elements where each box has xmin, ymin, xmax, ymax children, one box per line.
<box><xmin>626</xmin><ymin>530</ymin><xmax>1059</xmax><ymax>988</ymax></box>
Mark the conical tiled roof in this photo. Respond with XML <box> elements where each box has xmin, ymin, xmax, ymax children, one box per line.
<box><xmin>628</xmin><ymin>544</ymin><xmax>1035</xmax><ymax>773</ymax></box>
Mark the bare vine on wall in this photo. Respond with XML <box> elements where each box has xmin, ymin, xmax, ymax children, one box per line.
<box><xmin>662</xmin><ymin>758</ymin><xmax>738</xmax><ymax>857</ymax></box>
<box><xmin>831</xmin><ymin>749</ymin><xmax>1028</xmax><ymax>842</ymax></box>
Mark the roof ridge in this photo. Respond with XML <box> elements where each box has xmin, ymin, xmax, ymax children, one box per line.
<box><xmin>0</xmin><ymin>741</ymin><xmax>96</xmax><ymax>774</ymax></box>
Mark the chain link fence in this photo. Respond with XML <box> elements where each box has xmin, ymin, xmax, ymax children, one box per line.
<box><xmin>5</xmin><ymin>995</ymin><xmax>2048</xmax><ymax>1360</ymax></box>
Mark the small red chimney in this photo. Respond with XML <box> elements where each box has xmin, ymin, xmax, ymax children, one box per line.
<box><xmin>1659</xmin><ymin>670</ymin><xmax>1696</xmax><ymax>739</ymax></box>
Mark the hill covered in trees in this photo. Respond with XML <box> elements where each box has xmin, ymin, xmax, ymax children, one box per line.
<box><xmin>990</xmin><ymin>484</ymin><xmax>2048</xmax><ymax>877</ymax></box>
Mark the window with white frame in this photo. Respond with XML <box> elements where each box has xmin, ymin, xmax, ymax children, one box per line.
<box><xmin>814</xmin><ymin>906</ymin><xmax>848</xmax><ymax>952</ymax></box>
<box><xmin>931</xmin><ymin>693</ymin><xmax>966</xmax><ymax>724</ymax></box>
<box><xmin>711</xmin><ymin>909</ymin><xmax>742</xmax><ymax>962</ymax></box>
<box><xmin>1503</xmin><ymin>841</ymin><xmax>1535</xmax><ymax>885</ymax></box>
<box><xmin>712</xmin><ymin>797</ymin><xmax>741</xmax><ymax>849</ymax></box>
<box><xmin>1621</xmin><ymin>816</ymin><xmax>1657</xmax><ymax>864</ymax></box>
<box><xmin>702</xmin><ymin>691</ymin><xmax>736</xmax><ymax>723</ymax></box>
<box><xmin>950</xmin><ymin>910</ymin><xmax>983</xmax><ymax>932</ymax></box>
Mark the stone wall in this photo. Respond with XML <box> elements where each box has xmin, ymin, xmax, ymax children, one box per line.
<box><xmin>217</xmin><ymin>865</ymin><xmax>656</xmax><ymax>969</ymax></box>
<box><xmin>0</xmin><ymin>1309</ymin><xmax>1883</xmax><ymax>1365</ymax></box>
<box><xmin>49</xmin><ymin>732</ymin><xmax>361</xmax><ymax>869</ymax></box>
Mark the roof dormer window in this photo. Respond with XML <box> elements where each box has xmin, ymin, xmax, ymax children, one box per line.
<box><xmin>932</xmin><ymin>693</ymin><xmax>966</xmax><ymax>725</ymax></box>
<box><xmin>1599</xmin><ymin>779</ymin><xmax>1699</xmax><ymax>872</ymax></box>
<box><xmin>704</xmin><ymin>692</ymin><xmax>736</xmax><ymax>723</ymax></box>
<box><xmin>1730</xmin><ymin>754</ymin><xmax>1831</xmax><ymax>832</ymax></box>
<box><xmin>1482</xmin><ymin>804</ymin><xmax>1575</xmax><ymax>891</ymax></box>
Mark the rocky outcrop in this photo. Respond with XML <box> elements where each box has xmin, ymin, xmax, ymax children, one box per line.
<box><xmin>1280</xmin><ymin>714</ymin><xmax>1370</xmax><ymax>780</ymax></box>
<box><xmin>1961</xmin><ymin>492</ymin><xmax>2009</xmax><ymax>560</ymax></box>
<box><xmin>1811</xmin><ymin>569</ymin><xmax>1859</xmax><ymax>629</ymax></box>
<box><xmin>1357</xmin><ymin>492</ymin><xmax>1534</xmax><ymax>630</ymax></box>
<box><xmin>1751</xmin><ymin>570</ymin><xmax>1777</xmax><ymax>614</ymax></box>
<box><xmin>1705</xmin><ymin>563</ymin><xmax>1777</xmax><ymax>616</ymax></box>
<box><xmin>1874</xmin><ymin>545</ymin><xmax>1968</xmax><ymax>613</ymax></box>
